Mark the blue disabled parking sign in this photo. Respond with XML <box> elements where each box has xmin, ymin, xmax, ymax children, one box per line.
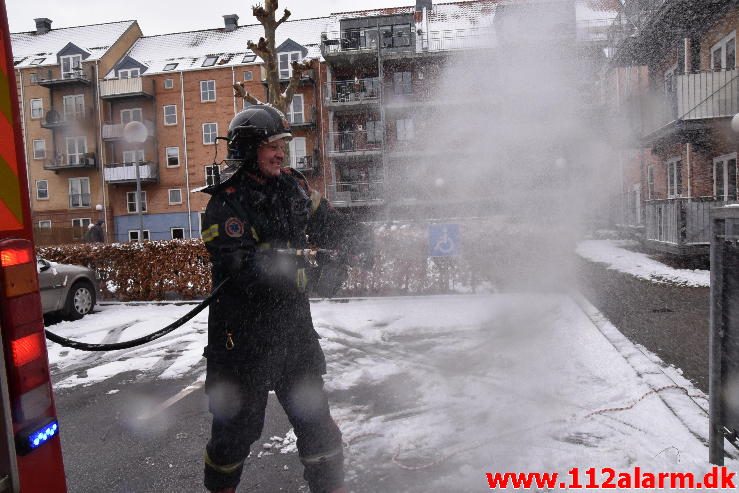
<box><xmin>428</xmin><ymin>223</ymin><xmax>460</xmax><ymax>257</ymax></box>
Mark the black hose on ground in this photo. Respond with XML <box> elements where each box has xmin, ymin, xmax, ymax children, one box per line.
<box><xmin>44</xmin><ymin>278</ymin><xmax>230</xmax><ymax>352</ymax></box>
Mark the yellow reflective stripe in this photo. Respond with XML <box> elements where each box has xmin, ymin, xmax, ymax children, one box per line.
<box><xmin>201</xmin><ymin>224</ymin><xmax>219</xmax><ymax>243</ymax></box>
<box><xmin>0</xmin><ymin>49</ymin><xmax>24</xmax><ymax>231</ymax></box>
<box><xmin>204</xmin><ymin>451</ymin><xmax>244</xmax><ymax>474</ymax></box>
<box><xmin>309</xmin><ymin>190</ymin><xmax>322</xmax><ymax>214</ymax></box>
<box><xmin>250</xmin><ymin>226</ymin><xmax>259</xmax><ymax>242</ymax></box>
<box><xmin>296</xmin><ymin>267</ymin><xmax>307</xmax><ymax>292</ymax></box>
<box><xmin>257</xmin><ymin>242</ymin><xmax>271</xmax><ymax>250</ymax></box>
<box><xmin>300</xmin><ymin>446</ymin><xmax>343</xmax><ymax>465</ymax></box>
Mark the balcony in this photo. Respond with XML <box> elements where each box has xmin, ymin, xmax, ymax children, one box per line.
<box><xmin>103</xmin><ymin>162</ymin><xmax>159</xmax><ymax>184</ymax></box>
<box><xmin>325</xmin><ymin>78</ymin><xmax>381</xmax><ymax>109</ymax></box>
<box><xmin>100</xmin><ymin>77</ymin><xmax>155</xmax><ymax>100</ymax></box>
<box><xmin>40</xmin><ymin>108</ymin><xmax>94</xmax><ymax>130</ymax></box>
<box><xmin>327</xmin><ymin>131</ymin><xmax>382</xmax><ymax>158</ymax></box>
<box><xmin>102</xmin><ymin>120</ymin><xmax>155</xmax><ymax>141</ymax></box>
<box><xmin>642</xmin><ymin>70</ymin><xmax>739</xmax><ymax>141</ymax></box>
<box><xmin>294</xmin><ymin>155</ymin><xmax>315</xmax><ymax>171</ymax></box>
<box><xmin>44</xmin><ymin>154</ymin><xmax>97</xmax><ymax>171</ymax></box>
<box><xmin>327</xmin><ymin>180</ymin><xmax>384</xmax><ymax>207</ymax></box>
<box><xmin>38</xmin><ymin>66</ymin><xmax>92</xmax><ymax>88</ymax></box>
<box><xmin>68</xmin><ymin>193</ymin><xmax>92</xmax><ymax>209</ymax></box>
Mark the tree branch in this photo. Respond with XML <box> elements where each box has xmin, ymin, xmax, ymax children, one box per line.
<box><xmin>283</xmin><ymin>59</ymin><xmax>313</xmax><ymax>103</ymax></box>
<box><xmin>276</xmin><ymin>9</ymin><xmax>291</xmax><ymax>28</ymax></box>
<box><xmin>233</xmin><ymin>82</ymin><xmax>263</xmax><ymax>105</ymax></box>
<box><xmin>247</xmin><ymin>38</ymin><xmax>271</xmax><ymax>61</ymax></box>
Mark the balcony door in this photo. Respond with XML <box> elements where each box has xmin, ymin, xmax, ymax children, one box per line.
<box><xmin>713</xmin><ymin>153</ymin><xmax>737</xmax><ymax>201</ymax></box>
<box><xmin>63</xmin><ymin>94</ymin><xmax>84</xmax><ymax>120</ymax></box>
<box><xmin>68</xmin><ymin>177</ymin><xmax>90</xmax><ymax>208</ymax></box>
<box><xmin>121</xmin><ymin>108</ymin><xmax>143</xmax><ymax>124</ymax></box>
<box><xmin>66</xmin><ymin>136</ymin><xmax>87</xmax><ymax>165</ymax></box>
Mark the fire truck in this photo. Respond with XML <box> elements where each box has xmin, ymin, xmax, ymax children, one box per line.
<box><xmin>0</xmin><ymin>0</ymin><xmax>68</xmax><ymax>490</ymax></box>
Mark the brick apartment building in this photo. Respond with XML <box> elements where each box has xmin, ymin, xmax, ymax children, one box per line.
<box><xmin>606</xmin><ymin>0</ymin><xmax>738</xmax><ymax>256</ymax></box>
<box><xmin>11</xmin><ymin>0</ymin><xmax>619</xmax><ymax>245</ymax></box>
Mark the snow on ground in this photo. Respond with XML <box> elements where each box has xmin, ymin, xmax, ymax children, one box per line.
<box><xmin>576</xmin><ymin>240</ymin><xmax>710</xmax><ymax>287</ymax></box>
<box><xmin>47</xmin><ymin>295</ymin><xmax>736</xmax><ymax>491</ymax></box>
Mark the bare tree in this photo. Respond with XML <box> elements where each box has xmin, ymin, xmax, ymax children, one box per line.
<box><xmin>234</xmin><ymin>0</ymin><xmax>314</xmax><ymax>113</ymax></box>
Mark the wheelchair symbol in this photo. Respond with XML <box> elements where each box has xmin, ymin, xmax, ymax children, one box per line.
<box><xmin>433</xmin><ymin>226</ymin><xmax>456</xmax><ymax>255</ymax></box>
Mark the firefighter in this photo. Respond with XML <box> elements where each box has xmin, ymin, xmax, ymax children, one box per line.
<box><xmin>199</xmin><ymin>104</ymin><xmax>352</xmax><ymax>493</ymax></box>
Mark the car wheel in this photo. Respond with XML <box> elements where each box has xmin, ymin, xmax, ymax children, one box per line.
<box><xmin>63</xmin><ymin>281</ymin><xmax>96</xmax><ymax>320</ymax></box>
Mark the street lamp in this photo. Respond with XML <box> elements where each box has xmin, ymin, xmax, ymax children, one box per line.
<box><xmin>123</xmin><ymin>121</ymin><xmax>148</xmax><ymax>242</ymax></box>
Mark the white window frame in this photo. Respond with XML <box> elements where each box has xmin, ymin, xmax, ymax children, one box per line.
<box><xmin>163</xmin><ymin>78</ymin><xmax>174</xmax><ymax>89</ymax></box>
<box><xmin>60</xmin><ymin>54</ymin><xmax>82</xmax><ymax>79</ymax></box>
<box><xmin>128</xmin><ymin>230</ymin><xmax>150</xmax><ymax>242</ymax></box>
<box><xmin>163</xmin><ymin>63</ymin><xmax>178</xmax><ymax>71</ymax></box>
<box><xmin>35</xmin><ymin>180</ymin><xmax>48</xmax><ymax>200</ymax></box>
<box><xmin>396</xmin><ymin>118</ymin><xmax>415</xmax><ymax>141</ymax></box>
<box><xmin>30</xmin><ymin>98</ymin><xmax>43</xmax><ymax>119</ymax></box>
<box><xmin>122</xmin><ymin>149</ymin><xmax>145</xmax><ymax>164</ymax></box>
<box><xmin>126</xmin><ymin>191</ymin><xmax>148</xmax><ymax>213</ymax></box>
<box><xmin>243</xmin><ymin>71</ymin><xmax>253</xmax><ymax>81</ymax></box>
<box><xmin>713</xmin><ymin>152</ymin><xmax>738</xmax><ymax>201</ymax></box>
<box><xmin>30</xmin><ymin>58</ymin><xmax>44</xmax><ymax>66</ymax></box>
<box><xmin>278</xmin><ymin>51</ymin><xmax>301</xmax><ymax>79</ymax></box>
<box><xmin>163</xmin><ymin>105</ymin><xmax>177</xmax><ymax>125</ymax></box>
<box><xmin>202</xmin><ymin>56</ymin><xmax>218</xmax><ymax>67</ymax></box>
<box><xmin>32</xmin><ymin>139</ymin><xmax>46</xmax><ymax>160</ymax></box>
<box><xmin>171</xmin><ymin>227</ymin><xmax>185</xmax><ymax>240</ymax></box>
<box><xmin>63</xmin><ymin>94</ymin><xmax>85</xmax><ymax>120</ymax></box>
<box><xmin>200</xmin><ymin>80</ymin><xmax>216</xmax><ymax>102</ymax></box>
<box><xmin>72</xmin><ymin>218</ymin><xmax>91</xmax><ymax>230</ymax></box>
<box><xmin>168</xmin><ymin>188</ymin><xmax>183</xmax><ymax>205</ymax></box>
<box><xmin>165</xmin><ymin>146</ymin><xmax>180</xmax><ymax>167</ymax></box>
<box><xmin>289</xmin><ymin>137</ymin><xmax>307</xmax><ymax>169</ymax></box>
<box><xmin>202</xmin><ymin>123</ymin><xmax>218</xmax><ymax>145</ymax></box>
<box><xmin>666</xmin><ymin>157</ymin><xmax>682</xmax><ymax>198</ymax></box>
<box><xmin>205</xmin><ymin>165</ymin><xmax>221</xmax><ymax>186</ymax></box>
<box><xmin>68</xmin><ymin>178</ymin><xmax>90</xmax><ymax>208</ymax></box>
<box><xmin>65</xmin><ymin>136</ymin><xmax>87</xmax><ymax>165</ymax></box>
<box><xmin>38</xmin><ymin>220</ymin><xmax>51</xmax><ymax>229</ymax></box>
<box><xmin>288</xmin><ymin>94</ymin><xmax>304</xmax><ymax>124</ymax></box>
<box><xmin>118</xmin><ymin>68</ymin><xmax>140</xmax><ymax>79</ymax></box>
<box><xmin>647</xmin><ymin>165</ymin><xmax>655</xmax><ymax>200</ymax></box>
<box><xmin>121</xmin><ymin>108</ymin><xmax>143</xmax><ymax>124</ymax></box>
<box><xmin>711</xmin><ymin>31</ymin><xmax>736</xmax><ymax>70</ymax></box>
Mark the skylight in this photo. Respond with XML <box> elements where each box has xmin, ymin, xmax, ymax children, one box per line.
<box><xmin>30</xmin><ymin>58</ymin><xmax>45</xmax><ymax>65</ymax></box>
<box><xmin>202</xmin><ymin>56</ymin><xmax>218</xmax><ymax>67</ymax></box>
<box><xmin>242</xmin><ymin>54</ymin><xmax>256</xmax><ymax>63</ymax></box>
<box><xmin>163</xmin><ymin>62</ymin><xmax>178</xmax><ymax>71</ymax></box>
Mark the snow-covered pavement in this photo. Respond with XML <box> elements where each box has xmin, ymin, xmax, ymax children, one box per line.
<box><xmin>46</xmin><ymin>294</ymin><xmax>736</xmax><ymax>491</ymax></box>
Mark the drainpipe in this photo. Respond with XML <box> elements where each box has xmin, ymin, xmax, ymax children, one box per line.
<box><xmin>231</xmin><ymin>65</ymin><xmax>237</xmax><ymax>115</ymax></box>
<box><xmin>317</xmin><ymin>61</ymin><xmax>326</xmax><ymax>196</ymax></box>
<box><xmin>16</xmin><ymin>70</ymin><xmax>32</xmax><ymax>210</ymax></box>
<box><xmin>94</xmin><ymin>60</ymin><xmax>109</xmax><ymax>238</ymax></box>
<box><xmin>686</xmin><ymin>142</ymin><xmax>692</xmax><ymax>200</ymax></box>
<box><xmin>180</xmin><ymin>70</ymin><xmax>193</xmax><ymax>238</ymax></box>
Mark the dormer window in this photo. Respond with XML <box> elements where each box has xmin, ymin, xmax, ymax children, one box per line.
<box><xmin>119</xmin><ymin>68</ymin><xmax>140</xmax><ymax>79</ymax></box>
<box><xmin>60</xmin><ymin>54</ymin><xmax>82</xmax><ymax>79</ymax></box>
<box><xmin>202</xmin><ymin>56</ymin><xmax>218</xmax><ymax>67</ymax></box>
<box><xmin>163</xmin><ymin>62</ymin><xmax>178</xmax><ymax>71</ymax></box>
<box><xmin>278</xmin><ymin>51</ymin><xmax>301</xmax><ymax>79</ymax></box>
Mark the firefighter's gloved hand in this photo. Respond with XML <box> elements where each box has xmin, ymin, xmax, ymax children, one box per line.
<box><xmin>255</xmin><ymin>250</ymin><xmax>308</xmax><ymax>293</ymax></box>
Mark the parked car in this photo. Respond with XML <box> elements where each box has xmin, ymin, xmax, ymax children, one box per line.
<box><xmin>37</xmin><ymin>257</ymin><xmax>99</xmax><ymax>320</ymax></box>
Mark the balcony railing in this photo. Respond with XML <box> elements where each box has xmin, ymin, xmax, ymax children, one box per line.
<box><xmin>321</xmin><ymin>27</ymin><xmax>492</xmax><ymax>56</ymax></box>
<box><xmin>325</xmin><ymin>78</ymin><xmax>381</xmax><ymax>104</ymax></box>
<box><xmin>69</xmin><ymin>193</ymin><xmax>92</xmax><ymax>209</ymax></box>
<box><xmin>103</xmin><ymin>162</ymin><xmax>158</xmax><ymax>184</ymax></box>
<box><xmin>40</xmin><ymin>108</ymin><xmax>94</xmax><ymax>129</ymax></box>
<box><xmin>327</xmin><ymin>131</ymin><xmax>383</xmax><ymax>154</ymax></box>
<box><xmin>44</xmin><ymin>154</ymin><xmax>97</xmax><ymax>171</ymax></box>
<box><xmin>38</xmin><ymin>66</ymin><xmax>92</xmax><ymax>87</ymax></box>
<box><xmin>327</xmin><ymin>180</ymin><xmax>384</xmax><ymax>206</ymax></box>
<box><xmin>294</xmin><ymin>155</ymin><xmax>314</xmax><ymax>171</ymax></box>
<box><xmin>99</xmin><ymin>77</ymin><xmax>155</xmax><ymax>99</ymax></box>
<box><xmin>643</xmin><ymin>70</ymin><xmax>739</xmax><ymax>138</ymax></box>
<box><xmin>102</xmin><ymin>120</ymin><xmax>155</xmax><ymax>140</ymax></box>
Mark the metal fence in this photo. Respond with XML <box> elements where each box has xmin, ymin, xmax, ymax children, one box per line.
<box><xmin>325</xmin><ymin>78</ymin><xmax>381</xmax><ymax>103</ymax></box>
<box><xmin>327</xmin><ymin>131</ymin><xmax>383</xmax><ymax>153</ymax></box>
<box><xmin>327</xmin><ymin>180</ymin><xmax>384</xmax><ymax>205</ymax></box>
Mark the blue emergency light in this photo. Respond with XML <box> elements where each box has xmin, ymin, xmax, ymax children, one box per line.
<box><xmin>16</xmin><ymin>418</ymin><xmax>59</xmax><ymax>455</ymax></box>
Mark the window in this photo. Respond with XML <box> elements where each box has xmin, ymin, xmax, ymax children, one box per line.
<box><xmin>278</xmin><ymin>51</ymin><xmax>301</xmax><ymax>79</ymax></box>
<box><xmin>165</xmin><ymin>147</ymin><xmax>180</xmax><ymax>167</ymax></box>
<box><xmin>36</xmin><ymin>180</ymin><xmax>48</xmax><ymax>200</ymax></box>
<box><xmin>713</xmin><ymin>153</ymin><xmax>737</xmax><ymax>201</ymax></box>
<box><xmin>202</xmin><ymin>56</ymin><xmax>218</xmax><ymax>67</ymax></box>
<box><xmin>205</xmin><ymin>165</ymin><xmax>221</xmax><ymax>186</ymax></box>
<box><xmin>62</xmin><ymin>94</ymin><xmax>84</xmax><ymax>120</ymax></box>
<box><xmin>68</xmin><ymin>178</ymin><xmax>91</xmax><ymax>208</ymax></box>
<box><xmin>200</xmin><ymin>80</ymin><xmax>216</xmax><ymax>102</ymax></box>
<box><xmin>164</xmin><ymin>78</ymin><xmax>174</xmax><ymax>89</ymax></box>
<box><xmin>171</xmin><ymin>227</ymin><xmax>185</xmax><ymax>240</ymax></box>
<box><xmin>393</xmin><ymin>72</ymin><xmax>412</xmax><ymax>95</ymax></box>
<box><xmin>168</xmin><ymin>188</ymin><xmax>183</xmax><ymax>204</ymax></box>
<box><xmin>243</xmin><ymin>70</ymin><xmax>253</xmax><ymax>81</ymax></box>
<box><xmin>396</xmin><ymin>118</ymin><xmax>414</xmax><ymax>141</ymax></box>
<box><xmin>32</xmin><ymin>139</ymin><xmax>46</xmax><ymax>160</ymax></box>
<box><xmin>118</xmin><ymin>68</ymin><xmax>140</xmax><ymax>79</ymax></box>
<box><xmin>202</xmin><ymin>123</ymin><xmax>218</xmax><ymax>145</ymax></box>
<box><xmin>128</xmin><ymin>230</ymin><xmax>150</xmax><ymax>242</ymax></box>
<box><xmin>647</xmin><ymin>165</ymin><xmax>655</xmax><ymax>200</ymax></box>
<box><xmin>30</xmin><ymin>98</ymin><xmax>43</xmax><ymax>119</ymax></box>
<box><xmin>126</xmin><ymin>191</ymin><xmax>148</xmax><ymax>213</ymax></box>
<box><xmin>288</xmin><ymin>94</ymin><xmax>304</xmax><ymax>124</ymax></box>
<box><xmin>242</xmin><ymin>54</ymin><xmax>256</xmax><ymax>64</ymax></box>
<box><xmin>163</xmin><ymin>105</ymin><xmax>177</xmax><ymax>125</ymax></box>
<box><xmin>60</xmin><ymin>54</ymin><xmax>83</xmax><ymax>79</ymax></box>
<box><xmin>72</xmin><ymin>218</ymin><xmax>92</xmax><ymax>232</ymax></box>
<box><xmin>38</xmin><ymin>220</ymin><xmax>51</xmax><ymax>229</ymax></box>
<box><xmin>289</xmin><ymin>137</ymin><xmax>307</xmax><ymax>169</ymax></box>
<box><xmin>30</xmin><ymin>58</ymin><xmax>45</xmax><ymax>65</ymax></box>
<box><xmin>380</xmin><ymin>24</ymin><xmax>411</xmax><ymax>48</ymax></box>
<box><xmin>122</xmin><ymin>149</ymin><xmax>145</xmax><ymax>164</ymax></box>
<box><xmin>121</xmin><ymin>108</ymin><xmax>143</xmax><ymax>124</ymax></box>
<box><xmin>66</xmin><ymin>136</ymin><xmax>87</xmax><ymax>165</ymax></box>
<box><xmin>163</xmin><ymin>63</ymin><xmax>178</xmax><ymax>71</ymax></box>
<box><xmin>29</xmin><ymin>73</ymin><xmax>38</xmax><ymax>84</ymax></box>
<box><xmin>666</xmin><ymin>158</ymin><xmax>682</xmax><ymax>198</ymax></box>
<box><xmin>711</xmin><ymin>31</ymin><xmax>736</xmax><ymax>70</ymax></box>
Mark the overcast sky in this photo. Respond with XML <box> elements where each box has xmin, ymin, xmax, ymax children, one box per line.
<box><xmin>7</xmin><ymin>0</ymin><xmax>417</xmax><ymax>35</ymax></box>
